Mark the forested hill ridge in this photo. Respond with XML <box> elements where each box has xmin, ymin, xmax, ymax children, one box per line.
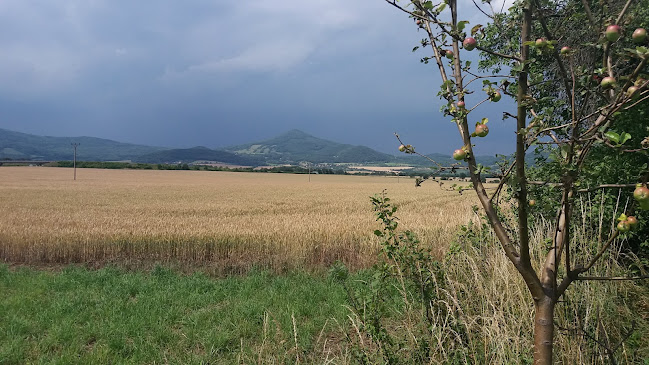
<box><xmin>224</xmin><ymin>129</ymin><xmax>395</xmax><ymax>164</ymax></box>
<box><xmin>0</xmin><ymin>128</ymin><xmax>167</xmax><ymax>161</ymax></box>
<box><xmin>134</xmin><ymin>146</ymin><xmax>262</xmax><ymax>166</ymax></box>
<box><xmin>0</xmin><ymin>127</ymin><xmax>502</xmax><ymax>166</ymax></box>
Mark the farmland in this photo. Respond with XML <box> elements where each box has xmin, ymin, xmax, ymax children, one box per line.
<box><xmin>0</xmin><ymin>167</ymin><xmax>477</xmax><ymax>272</ymax></box>
<box><xmin>2</xmin><ymin>167</ymin><xmax>648</xmax><ymax>363</ymax></box>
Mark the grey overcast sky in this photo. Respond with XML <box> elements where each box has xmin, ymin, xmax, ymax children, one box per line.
<box><xmin>0</xmin><ymin>0</ymin><xmax>517</xmax><ymax>156</ymax></box>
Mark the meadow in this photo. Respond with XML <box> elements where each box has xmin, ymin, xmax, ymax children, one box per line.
<box><xmin>0</xmin><ymin>166</ymin><xmax>477</xmax><ymax>272</ymax></box>
<box><xmin>0</xmin><ymin>265</ymin><xmax>354</xmax><ymax>364</ymax></box>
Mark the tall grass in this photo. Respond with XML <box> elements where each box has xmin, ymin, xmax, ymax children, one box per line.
<box><xmin>339</xmin><ymin>207</ymin><xmax>649</xmax><ymax>363</ymax></box>
<box><xmin>443</xmin><ymin>222</ymin><xmax>647</xmax><ymax>363</ymax></box>
<box><xmin>0</xmin><ymin>167</ymin><xmax>478</xmax><ymax>272</ymax></box>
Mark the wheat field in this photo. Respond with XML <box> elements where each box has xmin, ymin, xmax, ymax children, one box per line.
<box><xmin>0</xmin><ymin>167</ymin><xmax>478</xmax><ymax>272</ymax></box>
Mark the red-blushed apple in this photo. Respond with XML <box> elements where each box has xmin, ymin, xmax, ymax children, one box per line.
<box><xmin>600</xmin><ymin>76</ymin><xmax>616</xmax><ymax>88</ymax></box>
<box><xmin>475</xmin><ymin>124</ymin><xmax>489</xmax><ymax>137</ymax></box>
<box><xmin>453</xmin><ymin>149</ymin><xmax>467</xmax><ymax>160</ymax></box>
<box><xmin>560</xmin><ymin>46</ymin><xmax>571</xmax><ymax>55</ymax></box>
<box><xmin>626</xmin><ymin>216</ymin><xmax>638</xmax><ymax>229</ymax></box>
<box><xmin>445</xmin><ymin>49</ymin><xmax>454</xmax><ymax>59</ymax></box>
<box><xmin>463</xmin><ymin>37</ymin><xmax>477</xmax><ymax>51</ymax></box>
<box><xmin>535</xmin><ymin>38</ymin><xmax>547</xmax><ymax>47</ymax></box>
<box><xmin>457</xmin><ymin>101</ymin><xmax>465</xmax><ymax>108</ymax></box>
<box><xmin>617</xmin><ymin>220</ymin><xmax>631</xmax><ymax>232</ymax></box>
<box><xmin>529</xmin><ymin>199</ymin><xmax>536</xmax><ymax>206</ymax></box>
<box><xmin>632</xmin><ymin>28</ymin><xmax>647</xmax><ymax>43</ymax></box>
<box><xmin>606</xmin><ymin>24</ymin><xmax>621</xmax><ymax>42</ymax></box>
<box><xmin>627</xmin><ymin>85</ymin><xmax>639</xmax><ymax>99</ymax></box>
<box><xmin>634</xmin><ymin>184</ymin><xmax>649</xmax><ymax>201</ymax></box>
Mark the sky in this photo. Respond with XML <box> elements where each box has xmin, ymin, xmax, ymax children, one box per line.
<box><xmin>0</xmin><ymin>0</ymin><xmax>517</xmax><ymax>156</ymax></box>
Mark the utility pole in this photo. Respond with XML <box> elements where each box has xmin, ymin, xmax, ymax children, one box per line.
<box><xmin>71</xmin><ymin>143</ymin><xmax>80</xmax><ymax>180</ymax></box>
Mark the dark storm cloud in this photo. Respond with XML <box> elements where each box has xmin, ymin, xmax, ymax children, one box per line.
<box><xmin>0</xmin><ymin>0</ymin><xmax>516</xmax><ymax>155</ymax></box>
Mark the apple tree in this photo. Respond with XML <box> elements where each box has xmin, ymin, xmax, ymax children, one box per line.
<box><xmin>384</xmin><ymin>0</ymin><xmax>649</xmax><ymax>363</ymax></box>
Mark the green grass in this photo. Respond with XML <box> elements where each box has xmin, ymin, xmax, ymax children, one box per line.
<box><xmin>0</xmin><ymin>265</ymin><xmax>350</xmax><ymax>364</ymax></box>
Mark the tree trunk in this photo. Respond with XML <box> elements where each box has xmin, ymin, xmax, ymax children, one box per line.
<box><xmin>534</xmin><ymin>297</ymin><xmax>556</xmax><ymax>365</ymax></box>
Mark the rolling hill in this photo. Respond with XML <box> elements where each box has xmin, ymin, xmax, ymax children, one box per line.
<box><xmin>0</xmin><ymin>127</ymin><xmax>504</xmax><ymax>167</ymax></box>
<box><xmin>134</xmin><ymin>146</ymin><xmax>262</xmax><ymax>166</ymax></box>
<box><xmin>0</xmin><ymin>128</ymin><xmax>167</xmax><ymax>161</ymax></box>
<box><xmin>224</xmin><ymin>129</ymin><xmax>395</xmax><ymax>164</ymax></box>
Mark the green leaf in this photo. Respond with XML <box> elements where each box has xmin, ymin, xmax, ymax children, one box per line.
<box><xmin>604</xmin><ymin>131</ymin><xmax>620</xmax><ymax>144</ymax></box>
<box><xmin>470</xmin><ymin>24</ymin><xmax>482</xmax><ymax>35</ymax></box>
<box><xmin>423</xmin><ymin>1</ymin><xmax>434</xmax><ymax>9</ymax></box>
<box><xmin>457</xmin><ymin>20</ymin><xmax>469</xmax><ymax>32</ymax></box>
<box><xmin>620</xmin><ymin>132</ymin><xmax>632</xmax><ymax>145</ymax></box>
<box><xmin>511</xmin><ymin>63</ymin><xmax>524</xmax><ymax>72</ymax></box>
<box><xmin>560</xmin><ymin>145</ymin><xmax>570</xmax><ymax>159</ymax></box>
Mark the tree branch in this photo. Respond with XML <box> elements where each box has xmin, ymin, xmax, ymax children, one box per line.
<box><xmin>516</xmin><ymin>0</ymin><xmax>534</xmax><ymax>280</ymax></box>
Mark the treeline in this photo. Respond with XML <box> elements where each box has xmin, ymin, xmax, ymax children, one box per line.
<box><xmin>55</xmin><ymin>161</ymin><xmax>155</xmax><ymax>169</ymax></box>
<box><xmin>52</xmin><ymin>161</ymin><xmax>347</xmax><ymax>174</ymax></box>
<box><xmin>51</xmin><ymin>161</ymin><xmax>493</xmax><ymax>179</ymax></box>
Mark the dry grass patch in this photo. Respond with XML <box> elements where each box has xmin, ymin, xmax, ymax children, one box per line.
<box><xmin>0</xmin><ymin>167</ymin><xmax>477</xmax><ymax>272</ymax></box>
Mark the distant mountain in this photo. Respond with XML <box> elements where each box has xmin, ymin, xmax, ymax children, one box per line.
<box><xmin>135</xmin><ymin>146</ymin><xmax>262</xmax><ymax>166</ymax></box>
<box><xmin>0</xmin><ymin>127</ymin><xmax>504</xmax><ymax>167</ymax></box>
<box><xmin>225</xmin><ymin>129</ymin><xmax>395</xmax><ymax>164</ymax></box>
<box><xmin>0</xmin><ymin>128</ymin><xmax>167</xmax><ymax>161</ymax></box>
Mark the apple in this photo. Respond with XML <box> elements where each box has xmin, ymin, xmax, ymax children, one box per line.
<box><xmin>617</xmin><ymin>220</ymin><xmax>631</xmax><ymax>232</ymax></box>
<box><xmin>560</xmin><ymin>46</ymin><xmax>571</xmax><ymax>55</ymax></box>
<box><xmin>627</xmin><ymin>86</ymin><xmax>639</xmax><ymax>99</ymax></box>
<box><xmin>475</xmin><ymin>124</ymin><xmax>489</xmax><ymax>137</ymax></box>
<box><xmin>457</xmin><ymin>101</ymin><xmax>465</xmax><ymax>108</ymax></box>
<box><xmin>600</xmin><ymin>76</ymin><xmax>616</xmax><ymax>89</ymax></box>
<box><xmin>398</xmin><ymin>144</ymin><xmax>406</xmax><ymax>152</ymax></box>
<box><xmin>606</xmin><ymin>24</ymin><xmax>621</xmax><ymax>42</ymax></box>
<box><xmin>634</xmin><ymin>184</ymin><xmax>649</xmax><ymax>201</ymax></box>
<box><xmin>529</xmin><ymin>199</ymin><xmax>536</xmax><ymax>206</ymax></box>
<box><xmin>445</xmin><ymin>49</ymin><xmax>454</xmax><ymax>59</ymax></box>
<box><xmin>632</xmin><ymin>28</ymin><xmax>647</xmax><ymax>43</ymax></box>
<box><xmin>416</xmin><ymin>19</ymin><xmax>422</xmax><ymax>25</ymax></box>
<box><xmin>626</xmin><ymin>216</ymin><xmax>638</xmax><ymax>229</ymax></box>
<box><xmin>453</xmin><ymin>149</ymin><xmax>467</xmax><ymax>160</ymax></box>
<box><xmin>535</xmin><ymin>38</ymin><xmax>547</xmax><ymax>47</ymax></box>
<box><xmin>463</xmin><ymin>37</ymin><xmax>477</xmax><ymax>51</ymax></box>
<box><xmin>490</xmin><ymin>91</ymin><xmax>502</xmax><ymax>102</ymax></box>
